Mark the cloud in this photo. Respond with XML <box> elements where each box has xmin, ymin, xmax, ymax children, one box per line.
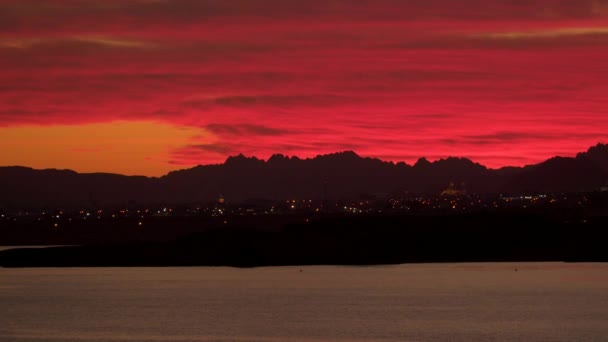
<box><xmin>0</xmin><ymin>36</ymin><xmax>156</xmax><ymax>50</ymax></box>
<box><xmin>205</xmin><ymin>124</ymin><xmax>287</xmax><ymax>136</ymax></box>
<box><xmin>72</xmin><ymin>36</ymin><xmax>156</xmax><ymax>48</ymax></box>
<box><xmin>188</xmin><ymin>143</ymin><xmax>235</xmax><ymax>154</ymax></box>
<box><xmin>462</xmin><ymin>131</ymin><xmax>608</xmax><ymax>144</ymax></box>
<box><xmin>2</xmin><ymin>1</ymin><xmax>607</xmax><ymax>33</ymax></box>
<box><xmin>472</xmin><ymin>27</ymin><xmax>608</xmax><ymax>40</ymax></box>
<box><xmin>181</xmin><ymin>94</ymin><xmax>350</xmax><ymax>110</ymax></box>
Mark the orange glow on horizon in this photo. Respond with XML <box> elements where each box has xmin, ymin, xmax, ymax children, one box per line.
<box><xmin>0</xmin><ymin>121</ymin><xmax>206</xmax><ymax>176</ymax></box>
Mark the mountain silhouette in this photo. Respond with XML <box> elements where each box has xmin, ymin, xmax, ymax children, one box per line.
<box><xmin>577</xmin><ymin>143</ymin><xmax>608</xmax><ymax>171</ymax></box>
<box><xmin>1</xmin><ymin>144</ymin><xmax>607</xmax><ymax>207</ymax></box>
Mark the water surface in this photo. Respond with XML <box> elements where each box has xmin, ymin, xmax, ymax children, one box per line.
<box><xmin>1</xmin><ymin>263</ymin><xmax>608</xmax><ymax>341</ymax></box>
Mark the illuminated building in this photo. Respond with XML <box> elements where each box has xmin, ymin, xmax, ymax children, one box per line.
<box><xmin>440</xmin><ymin>182</ymin><xmax>466</xmax><ymax>196</ymax></box>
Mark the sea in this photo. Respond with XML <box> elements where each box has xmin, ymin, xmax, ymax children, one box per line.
<box><xmin>1</xmin><ymin>261</ymin><xmax>608</xmax><ymax>341</ymax></box>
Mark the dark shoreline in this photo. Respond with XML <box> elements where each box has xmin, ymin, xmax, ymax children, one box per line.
<box><xmin>2</xmin><ymin>214</ymin><xmax>607</xmax><ymax>267</ymax></box>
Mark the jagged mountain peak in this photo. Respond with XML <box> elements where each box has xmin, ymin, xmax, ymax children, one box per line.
<box><xmin>577</xmin><ymin>143</ymin><xmax>608</xmax><ymax>170</ymax></box>
<box><xmin>2</xmin><ymin>143</ymin><xmax>608</xmax><ymax>205</ymax></box>
<box><xmin>414</xmin><ymin>157</ymin><xmax>431</xmax><ymax>168</ymax></box>
<box><xmin>315</xmin><ymin>151</ymin><xmax>360</xmax><ymax>160</ymax></box>
<box><xmin>224</xmin><ymin>154</ymin><xmax>263</xmax><ymax>166</ymax></box>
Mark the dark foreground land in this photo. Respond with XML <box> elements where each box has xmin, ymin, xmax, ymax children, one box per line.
<box><xmin>1</xmin><ymin>213</ymin><xmax>608</xmax><ymax>267</ymax></box>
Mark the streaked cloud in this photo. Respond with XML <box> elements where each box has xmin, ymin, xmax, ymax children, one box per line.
<box><xmin>0</xmin><ymin>36</ymin><xmax>156</xmax><ymax>49</ymax></box>
<box><xmin>72</xmin><ymin>36</ymin><xmax>156</xmax><ymax>48</ymax></box>
<box><xmin>205</xmin><ymin>124</ymin><xmax>288</xmax><ymax>137</ymax></box>
<box><xmin>181</xmin><ymin>94</ymin><xmax>351</xmax><ymax>110</ymax></box>
<box><xmin>473</xmin><ymin>27</ymin><xmax>608</xmax><ymax>40</ymax></box>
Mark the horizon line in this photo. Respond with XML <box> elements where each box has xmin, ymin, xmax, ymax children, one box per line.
<box><xmin>1</xmin><ymin>142</ymin><xmax>605</xmax><ymax>178</ymax></box>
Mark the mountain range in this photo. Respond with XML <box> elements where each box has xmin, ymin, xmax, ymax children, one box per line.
<box><xmin>1</xmin><ymin>144</ymin><xmax>607</xmax><ymax>207</ymax></box>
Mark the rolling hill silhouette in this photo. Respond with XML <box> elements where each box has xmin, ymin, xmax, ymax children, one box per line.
<box><xmin>1</xmin><ymin>144</ymin><xmax>607</xmax><ymax>207</ymax></box>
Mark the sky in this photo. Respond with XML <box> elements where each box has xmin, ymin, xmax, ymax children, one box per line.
<box><xmin>1</xmin><ymin>0</ymin><xmax>607</xmax><ymax>176</ymax></box>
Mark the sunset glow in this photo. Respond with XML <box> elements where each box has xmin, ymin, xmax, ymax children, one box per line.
<box><xmin>1</xmin><ymin>0</ymin><xmax>607</xmax><ymax>175</ymax></box>
<box><xmin>0</xmin><ymin>122</ymin><xmax>205</xmax><ymax>175</ymax></box>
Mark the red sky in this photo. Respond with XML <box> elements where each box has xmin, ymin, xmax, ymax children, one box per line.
<box><xmin>1</xmin><ymin>0</ymin><xmax>608</xmax><ymax>176</ymax></box>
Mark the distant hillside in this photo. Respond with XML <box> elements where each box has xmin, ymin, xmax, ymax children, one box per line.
<box><xmin>1</xmin><ymin>144</ymin><xmax>607</xmax><ymax>207</ymax></box>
